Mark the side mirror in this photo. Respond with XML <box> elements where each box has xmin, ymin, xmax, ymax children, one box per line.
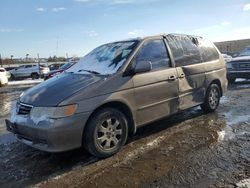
<box><xmin>134</xmin><ymin>61</ymin><xmax>152</xmax><ymax>74</ymax></box>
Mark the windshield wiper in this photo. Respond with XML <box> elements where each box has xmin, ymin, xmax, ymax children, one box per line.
<box><xmin>78</xmin><ymin>69</ymin><xmax>101</xmax><ymax>75</ymax></box>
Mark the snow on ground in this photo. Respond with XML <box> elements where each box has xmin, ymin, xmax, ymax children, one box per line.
<box><xmin>8</xmin><ymin>79</ymin><xmax>43</xmax><ymax>86</ymax></box>
<box><xmin>236</xmin><ymin>178</ymin><xmax>250</xmax><ymax>188</ymax></box>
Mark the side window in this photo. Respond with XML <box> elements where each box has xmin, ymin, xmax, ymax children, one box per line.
<box><xmin>19</xmin><ymin>65</ymin><xmax>25</xmax><ymax>69</ymax></box>
<box><xmin>135</xmin><ymin>39</ymin><xmax>170</xmax><ymax>71</ymax></box>
<box><xmin>25</xmin><ymin>65</ymin><xmax>32</xmax><ymax>68</ymax></box>
<box><xmin>198</xmin><ymin>39</ymin><xmax>219</xmax><ymax>62</ymax></box>
<box><xmin>166</xmin><ymin>35</ymin><xmax>202</xmax><ymax>67</ymax></box>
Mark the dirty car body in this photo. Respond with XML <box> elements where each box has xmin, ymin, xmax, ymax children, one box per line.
<box><xmin>6</xmin><ymin>34</ymin><xmax>227</xmax><ymax>157</ymax></box>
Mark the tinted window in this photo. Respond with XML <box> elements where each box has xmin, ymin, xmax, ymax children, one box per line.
<box><xmin>166</xmin><ymin>35</ymin><xmax>202</xmax><ymax>67</ymax></box>
<box><xmin>239</xmin><ymin>46</ymin><xmax>250</xmax><ymax>56</ymax></box>
<box><xmin>135</xmin><ymin>39</ymin><xmax>170</xmax><ymax>70</ymax></box>
<box><xmin>25</xmin><ymin>65</ymin><xmax>32</xmax><ymax>68</ymax></box>
<box><xmin>198</xmin><ymin>38</ymin><xmax>219</xmax><ymax>62</ymax></box>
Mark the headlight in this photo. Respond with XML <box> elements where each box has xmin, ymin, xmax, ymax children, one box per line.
<box><xmin>226</xmin><ymin>63</ymin><xmax>233</xmax><ymax>69</ymax></box>
<box><xmin>30</xmin><ymin>104</ymin><xmax>77</xmax><ymax>119</ymax></box>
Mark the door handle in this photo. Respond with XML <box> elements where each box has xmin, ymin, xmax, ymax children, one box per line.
<box><xmin>179</xmin><ymin>73</ymin><xmax>185</xmax><ymax>78</ymax></box>
<box><xmin>168</xmin><ymin>75</ymin><xmax>177</xmax><ymax>81</ymax></box>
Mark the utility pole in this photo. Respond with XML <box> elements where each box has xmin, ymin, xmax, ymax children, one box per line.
<box><xmin>10</xmin><ymin>55</ymin><xmax>13</xmax><ymax>64</ymax></box>
<box><xmin>26</xmin><ymin>54</ymin><xmax>29</xmax><ymax>63</ymax></box>
<box><xmin>0</xmin><ymin>53</ymin><xmax>2</xmax><ymax>67</ymax></box>
<box><xmin>56</xmin><ymin>36</ymin><xmax>59</xmax><ymax>61</ymax></box>
<box><xmin>37</xmin><ymin>53</ymin><xmax>41</xmax><ymax>76</ymax></box>
<box><xmin>66</xmin><ymin>53</ymin><xmax>69</xmax><ymax>62</ymax></box>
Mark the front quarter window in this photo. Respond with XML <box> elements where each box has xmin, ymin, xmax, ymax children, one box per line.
<box><xmin>67</xmin><ymin>41</ymin><xmax>138</xmax><ymax>75</ymax></box>
<box><xmin>135</xmin><ymin>39</ymin><xmax>170</xmax><ymax>71</ymax></box>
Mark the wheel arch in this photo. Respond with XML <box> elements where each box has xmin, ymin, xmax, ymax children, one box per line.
<box><xmin>208</xmin><ymin>79</ymin><xmax>223</xmax><ymax>97</ymax></box>
<box><xmin>82</xmin><ymin>100</ymin><xmax>136</xmax><ymax>143</ymax></box>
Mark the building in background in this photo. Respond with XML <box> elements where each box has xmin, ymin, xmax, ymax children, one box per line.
<box><xmin>214</xmin><ymin>38</ymin><xmax>250</xmax><ymax>56</ymax></box>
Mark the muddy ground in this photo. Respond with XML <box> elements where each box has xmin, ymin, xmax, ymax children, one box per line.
<box><xmin>0</xmin><ymin>80</ymin><xmax>249</xmax><ymax>188</ymax></box>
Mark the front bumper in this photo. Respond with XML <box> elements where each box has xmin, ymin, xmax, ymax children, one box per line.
<box><xmin>227</xmin><ymin>70</ymin><xmax>250</xmax><ymax>79</ymax></box>
<box><xmin>5</xmin><ymin>112</ymin><xmax>91</xmax><ymax>152</ymax></box>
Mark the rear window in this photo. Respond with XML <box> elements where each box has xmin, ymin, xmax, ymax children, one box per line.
<box><xmin>0</xmin><ymin>69</ymin><xmax>5</xmax><ymax>72</ymax></box>
<box><xmin>198</xmin><ymin>39</ymin><xmax>219</xmax><ymax>62</ymax></box>
<box><xmin>166</xmin><ymin>35</ymin><xmax>202</xmax><ymax>67</ymax></box>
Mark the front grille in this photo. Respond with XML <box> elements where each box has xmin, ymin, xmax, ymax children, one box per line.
<box><xmin>232</xmin><ymin>62</ymin><xmax>250</xmax><ymax>70</ymax></box>
<box><xmin>17</xmin><ymin>102</ymin><xmax>33</xmax><ymax>115</ymax></box>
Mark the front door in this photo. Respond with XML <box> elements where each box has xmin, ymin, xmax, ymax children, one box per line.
<box><xmin>132</xmin><ymin>38</ymin><xmax>179</xmax><ymax>126</ymax></box>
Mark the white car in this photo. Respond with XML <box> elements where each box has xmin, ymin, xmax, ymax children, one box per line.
<box><xmin>9</xmin><ymin>64</ymin><xmax>50</xmax><ymax>80</ymax></box>
<box><xmin>0</xmin><ymin>68</ymin><xmax>8</xmax><ymax>87</ymax></box>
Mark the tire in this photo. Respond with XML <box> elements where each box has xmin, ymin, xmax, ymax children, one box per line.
<box><xmin>83</xmin><ymin>108</ymin><xmax>128</xmax><ymax>158</ymax></box>
<box><xmin>201</xmin><ymin>83</ymin><xmax>221</xmax><ymax>113</ymax></box>
<box><xmin>31</xmin><ymin>73</ymin><xmax>39</xmax><ymax>80</ymax></box>
<box><xmin>228</xmin><ymin>77</ymin><xmax>236</xmax><ymax>84</ymax></box>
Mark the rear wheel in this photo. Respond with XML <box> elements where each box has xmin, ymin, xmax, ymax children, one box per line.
<box><xmin>201</xmin><ymin>83</ymin><xmax>221</xmax><ymax>113</ymax></box>
<box><xmin>83</xmin><ymin>108</ymin><xmax>128</xmax><ymax>158</ymax></box>
<box><xmin>31</xmin><ymin>73</ymin><xmax>39</xmax><ymax>80</ymax></box>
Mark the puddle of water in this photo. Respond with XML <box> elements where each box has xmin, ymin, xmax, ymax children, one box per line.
<box><xmin>220</xmin><ymin>96</ymin><xmax>229</xmax><ymax>104</ymax></box>
<box><xmin>224</xmin><ymin>111</ymin><xmax>250</xmax><ymax>126</ymax></box>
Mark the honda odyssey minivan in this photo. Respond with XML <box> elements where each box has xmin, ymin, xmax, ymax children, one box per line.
<box><xmin>6</xmin><ymin>34</ymin><xmax>227</xmax><ymax>158</ymax></box>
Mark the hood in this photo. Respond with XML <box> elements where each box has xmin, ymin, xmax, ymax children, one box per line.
<box><xmin>20</xmin><ymin>73</ymin><xmax>102</xmax><ymax>107</ymax></box>
<box><xmin>231</xmin><ymin>56</ymin><xmax>250</xmax><ymax>62</ymax></box>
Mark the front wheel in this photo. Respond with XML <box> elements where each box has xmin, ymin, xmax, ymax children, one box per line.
<box><xmin>201</xmin><ymin>84</ymin><xmax>221</xmax><ymax>113</ymax></box>
<box><xmin>83</xmin><ymin>108</ymin><xmax>128</xmax><ymax>158</ymax></box>
<box><xmin>31</xmin><ymin>73</ymin><xmax>39</xmax><ymax>80</ymax></box>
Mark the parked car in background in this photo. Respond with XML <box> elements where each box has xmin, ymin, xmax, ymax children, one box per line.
<box><xmin>4</xmin><ymin>67</ymin><xmax>18</xmax><ymax>71</ymax></box>
<box><xmin>0</xmin><ymin>68</ymin><xmax>8</xmax><ymax>87</ymax></box>
<box><xmin>9</xmin><ymin>64</ymin><xmax>50</xmax><ymax>80</ymax></box>
<box><xmin>44</xmin><ymin>60</ymin><xmax>77</xmax><ymax>80</ymax></box>
<box><xmin>222</xmin><ymin>54</ymin><xmax>232</xmax><ymax>63</ymax></box>
<box><xmin>48</xmin><ymin>63</ymin><xmax>64</xmax><ymax>71</ymax></box>
<box><xmin>6</xmin><ymin>34</ymin><xmax>227</xmax><ymax>158</ymax></box>
<box><xmin>226</xmin><ymin>46</ymin><xmax>250</xmax><ymax>83</ymax></box>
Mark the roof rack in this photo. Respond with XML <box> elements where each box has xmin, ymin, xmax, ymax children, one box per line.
<box><xmin>167</xmin><ymin>33</ymin><xmax>203</xmax><ymax>39</ymax></box>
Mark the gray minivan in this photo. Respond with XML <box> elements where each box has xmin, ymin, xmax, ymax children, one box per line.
<box><xmin>6</xmin><ymin>34</ymin><xmax>227</xmax><ymax>158</ymax></box>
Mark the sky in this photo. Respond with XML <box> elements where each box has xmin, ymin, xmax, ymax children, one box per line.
<box><xmin>0</xmin><ymin>0</ymin><xmax>250</xmax><ymax>58</ymax></box>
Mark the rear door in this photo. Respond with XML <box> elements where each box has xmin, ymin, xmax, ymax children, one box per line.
<box><xmin>132</xmin><ymin>37</ymin><xmax>179</xmax><ymax>126</ymax></box>
<box><xmin>166</xmin><ymin>35</ymin><xmax>206</xmax><ymax>110</ymax></box>
<box><xmin>22</xmin><ymin>65</ymin><xmax>33</xmax><ymax>77</ymax></box>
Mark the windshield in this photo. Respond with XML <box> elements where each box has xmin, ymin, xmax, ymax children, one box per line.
<box><xmin>239</xmin><ymin>46</ymin><xmax>250</xmax><ymax>56</ymax></box>
<box><xmin>67</xmin><ymin>40</ymin><xmax>139</xmax><ymax>75</ymax></box>
<box><xmin>60</xmin><ymin>62</ymin><xmax>74</xmax><ymax>70</ymax></box>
